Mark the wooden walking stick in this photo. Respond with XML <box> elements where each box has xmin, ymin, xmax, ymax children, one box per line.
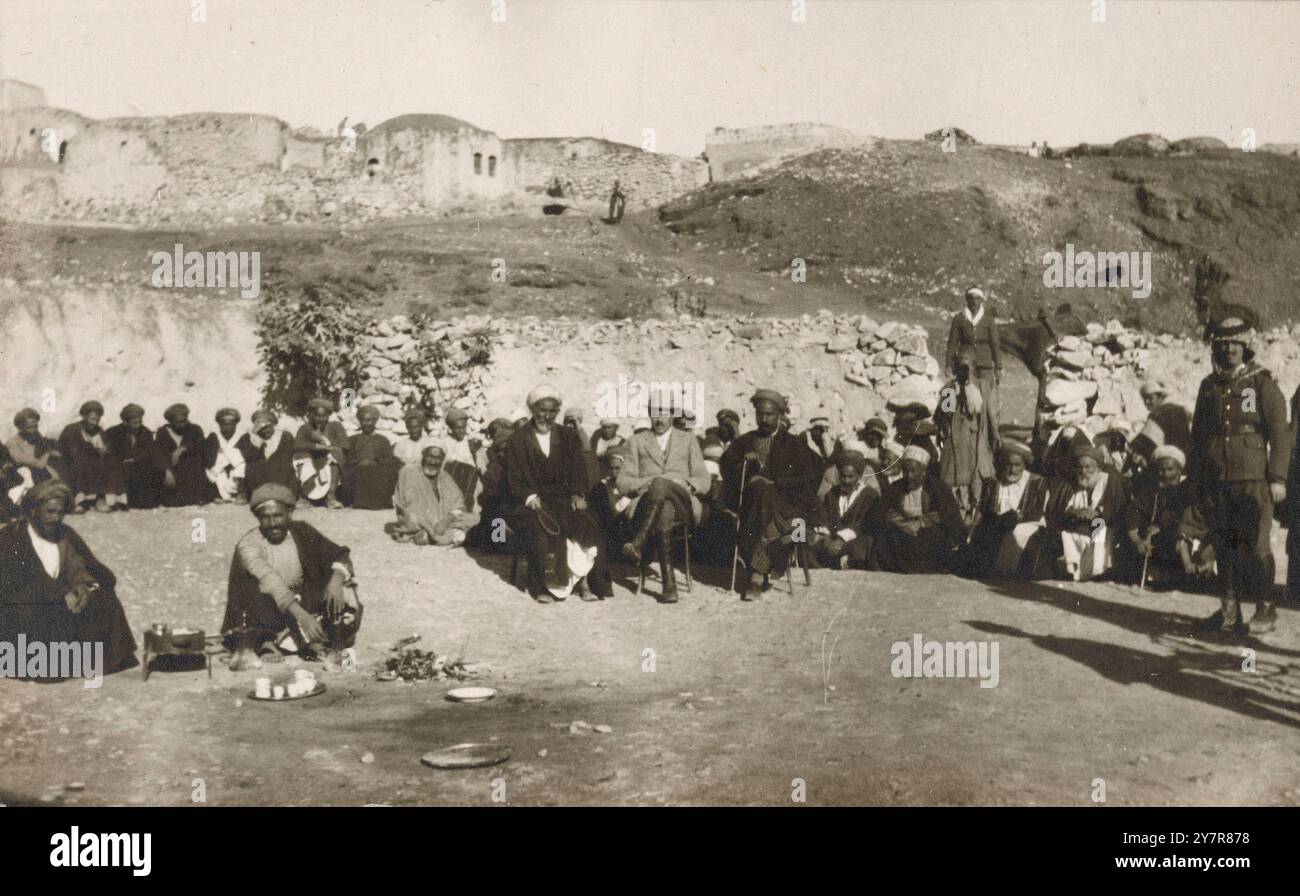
<box><xmin>729</xmin><ymin>458</ymin><xmax>749</xmax><ymax>593</ymax></box>
<box><xmin>1139</xmin><ymin>490</ymin><xmax>1160</xmax><ymax>591</ymax></box>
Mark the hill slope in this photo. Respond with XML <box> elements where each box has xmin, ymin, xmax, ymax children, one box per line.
<box><xmin>660</xmin><ymin>141</ymin><xmax>1300</xmax><ymax>332</ymax></box>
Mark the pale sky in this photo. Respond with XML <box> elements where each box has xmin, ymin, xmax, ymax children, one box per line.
<box><xmin>1</xmin><ymin>0</ymin><xmax>1296</xmax><ymax>156</ymax></box>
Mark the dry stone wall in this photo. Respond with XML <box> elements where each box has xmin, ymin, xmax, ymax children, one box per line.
<box><xmin>345</xmin><ymin>310</ymin><xmax>946</xmax><ymax>442</ymax></box>
<box><xmin>1039</xmin><ymin>318</ymin><xmax>1300</xmax><ymax>441</ymax></box>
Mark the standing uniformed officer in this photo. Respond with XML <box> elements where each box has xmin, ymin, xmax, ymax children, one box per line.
<box><xmin>1186</xmin><ymin>305</ymin><xmax>1289</xmax><ymax>635</ymax></box>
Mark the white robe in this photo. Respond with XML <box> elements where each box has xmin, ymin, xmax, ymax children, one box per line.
<box><xmin>206</xmin><ymin>431</ymin><xmax>247</xmax><ymax>500</ymax></box>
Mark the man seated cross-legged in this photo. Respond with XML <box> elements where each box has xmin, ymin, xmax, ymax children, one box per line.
<box><xmin>221</xmin><ymin>483</ymin><xmax>362</xmax><ymax>670</ymax></box>
<box><xmin>386</xmin><ymin>444</ymin><xmax>481</xmax><ymax>546</ymax></box>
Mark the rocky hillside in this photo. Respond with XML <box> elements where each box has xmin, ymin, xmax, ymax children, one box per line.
<box><xmin>659</xmin><ymin>140</ymin><xmax>1300</xmax><ymax>333</ymax></box>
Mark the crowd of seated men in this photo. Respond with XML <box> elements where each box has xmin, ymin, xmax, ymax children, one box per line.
<box><xmin>3</xmin><ymin>303</ymin><xmax>1298</xmax><ymax>683</ymax></box>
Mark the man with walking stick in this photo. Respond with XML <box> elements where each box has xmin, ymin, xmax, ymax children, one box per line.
<box><xmin>720</xmin><ymin>390</ymin><xmax>822</xmax><ymax>601</ymax></box>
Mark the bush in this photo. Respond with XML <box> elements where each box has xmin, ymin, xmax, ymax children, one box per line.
<box><xmin>257</xmin><ymin>294</ymin><xmax>370</xmax><ymax>415</ymax></box>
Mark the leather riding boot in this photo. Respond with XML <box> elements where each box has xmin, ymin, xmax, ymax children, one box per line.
<box><xmin>622</xmin><ymin>499</ymin><xmax>662</xmax><ymax>565</ymax></box>
<box><xmin>1199</xmin><ymin>593</ymin><xmax>1242</xmax><ymax>634</ymax></box>
<box><xmin>658</xmin><ymin>529</ymin><xmax>679</xmax><ymax>603</ymax></box>
<box><xmin>1249</xmin><ymin>600</ymin><xmax>1278</xmax><ymax>634</ymax></box>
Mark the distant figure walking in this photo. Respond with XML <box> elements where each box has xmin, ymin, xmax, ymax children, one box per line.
<box><xmin>608</xmin><ymin>180</ymin><xmax>626</xmax><ymax>223</ymax></box>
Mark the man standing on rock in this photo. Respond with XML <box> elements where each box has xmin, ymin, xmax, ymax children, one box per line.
<box><xmin>1186</xmin><ymin>306</ymin><xmax>1288</xmax><ymax>635</ymax></box>
<box><xmin>944</xmin><ymin>287</ymin><xmax>1003</xmax><ymax>434</ymax></box>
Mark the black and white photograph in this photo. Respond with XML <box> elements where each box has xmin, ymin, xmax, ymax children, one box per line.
<box><xmin>0</xmin><ymin>0</ymin><xmax>1295</xmax><ymax>868</ymax></box>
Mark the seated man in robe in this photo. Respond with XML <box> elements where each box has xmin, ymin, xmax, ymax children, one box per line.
<box><xmin>819</xmin><ymin>421</ymin><xmax>901</xmax><ymax>498</ymax></box>
<box><xmin>1125</xmin><ymin>380</ymin><xmax>1192</xmax><ymax>478</ymax></box>
<box><xmin>860</xmin><ymin>417</ymin><xmax>902</xmax><ymax>473</ymax></box>
<box><xmin>720</xmin><ymin>389</ymin><xmax>822</xmax><ymax>600</ymax></box>
<box><xmin>386</xmin><ymin>445</ymin><xmax>481</xmax><ymax>547</ymax></box>
<box><xmin>105</xmin><ymin>403</ymin><xmax>160</xmax><ymax>510</ymax></box>
<box><xmin>935</xmin><ymin>346</ymin><xmax>998</xmax><ymax>527</ymax></box>
<box><xmin>1117</xmin><ymin>445</ymin><xmax>1206</xmax><ymax>587</ymax></box>
<box><xmin>392</xmin><ymin>408</ymin><xmax>440</xmax><ymax>468</ymax></box>
<box><xmin>235</xmin><ymin>409</ymin><xmax>296</xmax><ymax>496</ymax></box>
<box><xmin>704</xmin><ymin>409</ymin><xmax>740</xmax><ymax>454</ymax></box>
<box><xmin>802</xmin><ymin>415</ymin><xmax>835</xmax><ymax>468</ymax></box>
<box><xmin>154</xmin><ymin>403</ymin><xmax>215</xmax><ymax>508</ymax></box>
<box><xmin>811</xmin><ymin>450</ymin><xmax>881</xmax><ymax>569</ymax></box>
<box><xmin>1022</xmin><ymin>443</ymin><xmax>1127</xmax><ymax>582</ymax></box>
<box><xmin>58</xmin><ymin>401</ymin><xmax>120</xmax><ymax>513</ymax></box>
<box><xmin>6</xmin><ymin>408</ymin><xmax>68</xmax><ymax>501</ymax></box>
<box><xmin>0</xmin><ymin>480</ymin><xmax>139</xmax><ymax>680</ymax></box>
<box><xmin>221</xmin><ymin>483</ymin><xmax>361</xmax><ymax>670</ymax></box>
<box><xmin>563</xmin><ymin>408</ymin><xmax>592</xmax><ymax>443</ymax></box>
<box><xmin>294</xmin><ymin>398</ymin><xmax>346</xmax><ymax>508</ymax></box>
<box><xmin>468</xmin><ymin>417</ymin><xmax>516</xmax><ymax>551</ymax></box>
<box><xmin>1038</xmin><ymin>425</ymin><xmax>1095</xmax><ymax>480</ymax></box>
<box><xmin>1100</xmin><ymin>423</ymin><xmax>1132</xmax><ymax>482</ymax></box>
<box><xmin>441</xmin><ymin>407</ymin><xmax>486</xmax><ymax>511</ymax></box>
<box><xmin>590</xmin><ymin>446</ymin><xmax>634</xmax><ymax>558</ymax></box>
<box><xmin>590</xmin><ymin>418</ymin><xmax>627</xmax><ymax>477</ymax></box>
<box><xmin>341</xmin><ymin>405</ymin><xmax>400</xmax><ymax>510</ymax></box>
<box><xmin>954</xmin><ymin>439</ymin><xmax>1050</xmax><ymax>578</ymax></box>
<box><xmin>863</xmin><ymin>445</ymin><xmax>965</xmax><ymax>574</ymax></box>
<box><xmin>617</xmin><ymin>398</ymin><xmax>712</xmax><ymax>603</ymax></box>
<box><xmin>563</xmin><ymin>408</ymin><xmax>602</xmax><ymax>496</ymax></box>
<box><xmin>888</xmin><ymin>401</ymin><xmax>938</xmax><ymax>465</ymax></box>
<box><xmin>292</xmin><ymin>435</ymin><xmax>342</xmax><ymax>508</ymax></box>
<box><xmin>204</xmin><ymin>408</ymin><xmax>247</xmax><ymax>504</ymax></box>
<box><xmin>296</xmin><ymin>398</ymin><xmax>349</xmax><ymax>464</ymax></box>
<box><xmin>502</xmin><ymin>385</ymin><xmax>614</xmax><ymax>603</ymax></box>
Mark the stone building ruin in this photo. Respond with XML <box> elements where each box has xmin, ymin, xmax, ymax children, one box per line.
<box><xmin>0</xmin><ymin>83</ymin><xmax>709</xmax><ymax>227</ymax></box>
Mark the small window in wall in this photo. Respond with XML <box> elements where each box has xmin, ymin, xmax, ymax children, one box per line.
<box><xmin>58</xmin><ymin>141</ymin><xmax>68</xmax><ymax>164</ymax></box>
<box><xmin>473</xmin><ymin>152</ymin><xmax>482</xmax><ymax>175</ymax></box>
<box><xmin>488</xmin><ymin>155</ymin><xmax>497</xmax><ymax>177</ymax></box>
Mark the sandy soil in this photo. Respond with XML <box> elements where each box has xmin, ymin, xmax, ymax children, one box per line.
<box><xmin>1</xmin><ymin>502</ymin><xmax>1297</xmax><ymax>807</ymax></box>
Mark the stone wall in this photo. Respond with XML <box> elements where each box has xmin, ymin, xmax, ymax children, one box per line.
<box><xmin>506</xmin><ymin>137</ymin><xmax>708</xmax><ymax>211</ymax></box>
<box><xmin>0</xmin><ymin>102</ymin><xmax>708</xmax><ymax>225</ymax></box>
<box><xmin>342</xmin><ymin>310</ymin><xmax>945</xmax><ymax>442</ymax></box>
<box><xmin>1038</xmin><ymin>318</ymin><xmax>1300</xmax><ymax>441</ymax></box>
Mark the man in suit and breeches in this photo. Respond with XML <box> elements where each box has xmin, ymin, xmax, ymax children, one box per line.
<box><xmin>616</xmin><ymin>391</ymin><xmax>712</xmax><ymax>603</ymax></box>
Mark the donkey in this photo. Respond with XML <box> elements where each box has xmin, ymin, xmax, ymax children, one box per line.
<box><xmin>995</xmin><ymin>304</ymin><xmax>1088</xmax><ymax>444</ymax></box>
<box><xmin>996</xmin><ymin>303</ymin><xmax>1088</xmax><ymax>382</ymax></box>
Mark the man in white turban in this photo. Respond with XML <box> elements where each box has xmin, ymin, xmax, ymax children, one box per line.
<box><xmin>501</xmin><ymin>385</ymin><xmax>613</xmax><ymax>603</ymax></box>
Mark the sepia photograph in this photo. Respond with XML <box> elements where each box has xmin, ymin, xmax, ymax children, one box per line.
<box><xmin>0</xmin><ymin>0</ymin><xmax>1295</xmax><ymax>867</ymax></box>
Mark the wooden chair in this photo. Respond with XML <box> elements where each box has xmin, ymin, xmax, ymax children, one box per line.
<box><xmin>636</xmin><ymin>520</ymin><xmax>692</xmax><ymax>597</ymax></box>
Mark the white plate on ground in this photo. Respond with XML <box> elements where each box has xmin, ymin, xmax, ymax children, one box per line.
<box><xmin>421</xmin><ymin>743</ymin><xmax>512</xmax><ymax>769</ymax></box>
<box><xmin>446</xmin><ymin>686</ymin><xmax>496</xmax><ymax>704</ymax></box>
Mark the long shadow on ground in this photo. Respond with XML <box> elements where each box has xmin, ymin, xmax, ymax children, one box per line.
<box><xmin>969</xmin><ymin>619</ymin><xmax>1300</xmax><ymax>729</ymax></box>
<box><xmin>976</xmin><ymin>576</ymin><xmax>1300</xmax><ymax>659</ymax></box>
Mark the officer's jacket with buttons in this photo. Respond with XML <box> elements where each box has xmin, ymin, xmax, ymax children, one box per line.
<box><xmin>1188</xmin><ymin>361</ymin><xmax>1290</xmax><ymax>484</ymax></box>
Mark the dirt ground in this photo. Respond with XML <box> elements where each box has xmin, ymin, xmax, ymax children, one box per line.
<box><xmin>1</xmin><ymin>503</ymin><xmax>1297</xmax><ymax>807</ymax></box>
